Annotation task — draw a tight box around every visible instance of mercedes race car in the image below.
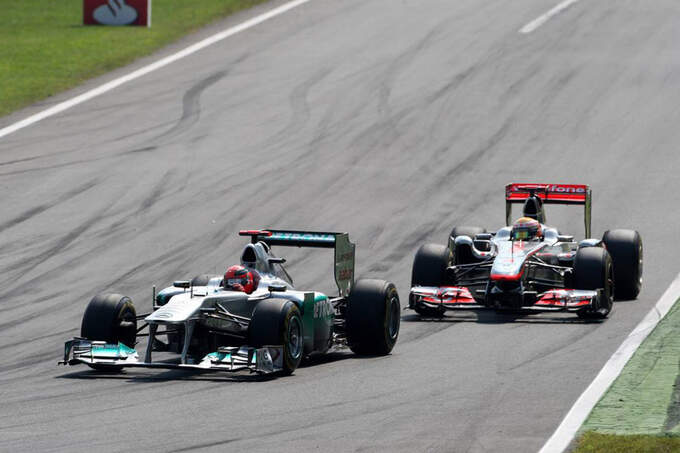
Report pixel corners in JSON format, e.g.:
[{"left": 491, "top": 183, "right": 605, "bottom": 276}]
[
  {"left": 409, "top": 183, "right": 643, "bottom": 319},
  {"left": 60, "top": 230, "right": 401, "bottom": 375}
]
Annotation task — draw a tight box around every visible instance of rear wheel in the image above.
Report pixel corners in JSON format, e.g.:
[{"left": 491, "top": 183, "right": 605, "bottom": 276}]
[
  {"left": 450, "top": 226, "right": 487, "bottom": 242},
  {"left": 248, "top": 299, "right": 302, "bottom": 375},
  {"left": 411, "top": 244, "right": 450, "bottom": 317},
  {"left": 346, "top": 279, "right": 400, "bottom": 355},
  {"left": 450, "top": 226, "right": 487, "bottom": 264},
  {"left": 603, "top": 229, "right": 643, "bottom": 300},
  {"left": 573, "top": 248, "right": 613, "bottom": 319},
  {"left": 80, "top": 294, "right": 137, "bottom": 371}
]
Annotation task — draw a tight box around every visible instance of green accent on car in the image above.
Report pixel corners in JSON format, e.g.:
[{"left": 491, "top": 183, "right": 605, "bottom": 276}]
[
  {"left": 206, "top": 351, "right": 234, "bottom": 362},
  {"left": 91, "top": 342, "right": 137, "bottom": 358},
  {"left": 302, "top": 292, "right": 315, "bottom": 352},
  {"left": 269, "top": 232, "right": 335, "bottom": 242}
]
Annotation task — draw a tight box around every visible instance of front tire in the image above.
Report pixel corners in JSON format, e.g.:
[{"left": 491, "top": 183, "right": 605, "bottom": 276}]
[
  {"left": 603, "top": 229, "right": 643, "bottom": 300},
  {"left": 248, "top": 299, "right": 303, "bottom": 375},
  {"left": 574, "top": 248, "right": 614, "bottom": 319},
  {"left": 80, "top": 294, "right": 137, "bottom": 371},
  {"left": 81, "top": 294, "right": 137, "bottom": 347},
  {"left": 346, "top": 279, "right": 400, "bottom": 355},
  {"left": 411, "top": 244, "right": 449, "bottom": 316}
]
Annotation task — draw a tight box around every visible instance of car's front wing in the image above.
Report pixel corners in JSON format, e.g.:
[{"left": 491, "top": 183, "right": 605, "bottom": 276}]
[
  {"left": 59, "top": 338, "right": 284, "bottom": 374},
  {"left": 409, "top": 286, "right": 600, "bottom": 312}
]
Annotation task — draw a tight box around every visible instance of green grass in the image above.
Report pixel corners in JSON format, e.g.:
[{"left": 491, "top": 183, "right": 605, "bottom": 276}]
[
  {"left": 580, "top": 299, "right": 680, "bottom": 436},
  {"left": 0, "top": 0, "right": 268, "bottom": 117},
  {"left": 573, "top": 432, "right": 680, "bottom": 453},
  {"left": 574, "top": 298, "right": 680, "bottom": 451}
]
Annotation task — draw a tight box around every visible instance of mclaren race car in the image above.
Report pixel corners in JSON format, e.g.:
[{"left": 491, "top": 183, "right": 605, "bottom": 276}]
[
  {"left": 61, "top": 230, "right": 401, "bottom": 375},
  {"left": 409, "top": 183, "right": 642, "bottom": 319}
]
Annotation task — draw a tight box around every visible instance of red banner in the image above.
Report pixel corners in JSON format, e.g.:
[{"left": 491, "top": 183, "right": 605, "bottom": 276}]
[{"left": 84, "top": 0, "right": 151, "bottom": 26}]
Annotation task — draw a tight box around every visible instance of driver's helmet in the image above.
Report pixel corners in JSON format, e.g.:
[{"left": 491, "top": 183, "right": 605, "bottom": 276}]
[
  {"left": 512, "top": 217, "right": 542, "bottom": 241},
  {"left": 223, "top": 265, "right": 260, "bottom": 294}
]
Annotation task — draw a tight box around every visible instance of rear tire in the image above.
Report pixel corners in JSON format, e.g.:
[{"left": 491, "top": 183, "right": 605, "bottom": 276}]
[
  {"left": 346, "top": 279, "right": 400, "bottom": 355},
  {"left": 573, "top": 248, "right": 613, "bottom": 319},
  {"left": 450, "top": 226, "right": 487, "bottom": 264},
  {"left": 450, "top": 226, "right": 487, "bottom": 242},
  {"left": 411, "top": 244, "right": 449, "bottom": 317},
  {"left": 248, "top": 299, "right": 303, "bottom": 375},
  {"left": 603, "top": 229, "right": 643, "bottom": 300}
]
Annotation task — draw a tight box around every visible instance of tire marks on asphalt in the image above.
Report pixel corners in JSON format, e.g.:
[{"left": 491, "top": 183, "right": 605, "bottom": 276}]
[{"left": 0, "top": 179, "right": 99, "bottom": 233}]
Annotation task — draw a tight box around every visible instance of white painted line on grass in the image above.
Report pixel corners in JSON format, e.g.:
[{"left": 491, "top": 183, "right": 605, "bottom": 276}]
[
  {"left": 0, "top": 0, "right": 313, "bottom": 140},
  {"left": 539, "top": 272, "right": 680, "bottom": 453},
  {"left": 519, "top": 0, "right": 582, "bottom": 34}
]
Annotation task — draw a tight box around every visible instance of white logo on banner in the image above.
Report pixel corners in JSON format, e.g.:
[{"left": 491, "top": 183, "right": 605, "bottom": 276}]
[{"left": 93, "top": 0, "right": 138, "bottom": 25}]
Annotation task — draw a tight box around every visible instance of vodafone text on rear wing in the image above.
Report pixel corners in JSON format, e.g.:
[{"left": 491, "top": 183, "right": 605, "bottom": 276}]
[{"left": 505, "top": 183, "right": 592, "bottom": 238}]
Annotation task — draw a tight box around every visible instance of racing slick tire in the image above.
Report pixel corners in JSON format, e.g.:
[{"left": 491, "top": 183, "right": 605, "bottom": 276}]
[
  {"left": 603, "top": 229, "right": 643, "bottom": 300},
  {"left": 81, "top": 294, "right": 137, "bottom": 371},
  {"left": 346, "top": 279, "right": 400, "bottom": 355},
  {"left": 450, "top": 226, "right": 487, "bottom": 241},
  {"left": 450, "top": 226, "right": 487, "bottom": 264},
  {"left": 573, "top": 248, "right": 614, "bottom": 319},
  {"left": 81, "top": 294, "right": 137, "bottom": 347},
  {"left": 248, "top": 299, "right": 303, "bottom": 375},
  {"left": 411, "top": 244, "right": 450, "bottom": 317}
]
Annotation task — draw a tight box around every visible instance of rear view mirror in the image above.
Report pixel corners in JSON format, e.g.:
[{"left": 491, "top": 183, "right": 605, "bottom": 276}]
[
  {"left": 268, "top": 285, "right": 287, "bottom": 292},
  {"left": 173, "top": 280, "right": 191, "bottom": 289}
]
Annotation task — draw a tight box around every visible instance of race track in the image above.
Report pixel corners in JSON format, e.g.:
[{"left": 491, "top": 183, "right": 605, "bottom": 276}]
[{"left": 2, "top": 0, "right": 680, "bottom": 451}]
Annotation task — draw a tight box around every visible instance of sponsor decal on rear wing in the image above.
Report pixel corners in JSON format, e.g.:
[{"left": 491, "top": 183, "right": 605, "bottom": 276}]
[
  {"left": 505, "top": 183, "right": 590, "bottom": 204},
  {"left": 239, "top": 229, "right": 355, "bottom": 297},
  {"left": 505, "top": 183, "right": 592, "bottom": 238}
]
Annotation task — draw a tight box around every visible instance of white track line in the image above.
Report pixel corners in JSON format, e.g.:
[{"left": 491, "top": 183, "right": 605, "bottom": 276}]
[
  {"left": 539, "top": 272, "right": 680, "bottom": 453},
  {"left": 519, "top": 0, "right": 582, "bottom": 34},
  {"left": 0, "top": 0, "right": 312, "bottom": 140}
]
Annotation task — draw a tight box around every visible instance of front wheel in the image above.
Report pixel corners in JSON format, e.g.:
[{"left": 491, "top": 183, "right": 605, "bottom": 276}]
[
  {"left": 411, "top": 244, "right": 449, "bottom": 317},
  {"left": 574, "top": 248, "right": 613, "bottom": 319},
  {"left": 346, "top": 279, "right": 400, "bottom": 355},
  {"left": 81, "top": 294, "right": 137, "bottom": 347},
  {"left": 248, "top": 299, "right": 303, "bottom": 375},
  {"left": 80, "top": 294, "right": 137, "bottom": 371}
]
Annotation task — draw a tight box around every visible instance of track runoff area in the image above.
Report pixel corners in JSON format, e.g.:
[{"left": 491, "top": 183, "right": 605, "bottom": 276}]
[
  {"left": 541, "top": 273, "right": 680, "bottom": 452},
  {"left": 2, "top": 0, "right": 679, "bottom": 452}
]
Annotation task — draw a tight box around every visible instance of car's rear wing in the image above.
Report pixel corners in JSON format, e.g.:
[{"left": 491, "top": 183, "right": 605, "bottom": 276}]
[
  {"left": 239, "top": 230, "right": 355, "bottom": 297},
  {"left": 505, "top": 183, "right": 592, "bottom": 237}
]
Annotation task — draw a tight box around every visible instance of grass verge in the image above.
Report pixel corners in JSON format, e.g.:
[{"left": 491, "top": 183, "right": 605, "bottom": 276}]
[
  {"left": 573, "top": 298, "right": 680, "bottom": 451},
  {"left": 0, "top": 0, "right": 269, "bottom": 117},
  {"left": 573, "top": 432, "right": 680, "bottom": 453}
]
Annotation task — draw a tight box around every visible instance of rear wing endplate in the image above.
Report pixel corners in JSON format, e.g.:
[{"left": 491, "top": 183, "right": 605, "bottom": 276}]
[
  {"left": 239, "top": 230, "right": 355, "bottom": 297},
  {"left": 505, "top": 183, "right": 592, "bottom": 237}
]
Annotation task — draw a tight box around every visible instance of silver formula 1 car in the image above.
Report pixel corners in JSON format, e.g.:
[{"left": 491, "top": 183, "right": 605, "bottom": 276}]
[
  {"left": 61, "top": 230, "right": 401, "bottom": 375},
  {"left": 409, "top": 183, "right": 643, "bottom": 319}
]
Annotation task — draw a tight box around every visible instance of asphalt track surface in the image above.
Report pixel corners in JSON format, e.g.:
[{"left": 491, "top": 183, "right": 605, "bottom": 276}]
[{"left": 1, "top": 1, "right": 680, "bottom": 452}]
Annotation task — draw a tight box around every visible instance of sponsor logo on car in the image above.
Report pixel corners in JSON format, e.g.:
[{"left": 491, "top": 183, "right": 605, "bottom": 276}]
[
  {"left": 314, "top": 298, "right": 334, "bottom": 319},
  {"left": 548, "top": 185, "right": 586, "bottom": 193},
  {"left": 270, "top": 232, "right": 335, "bottom": 242}
]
